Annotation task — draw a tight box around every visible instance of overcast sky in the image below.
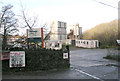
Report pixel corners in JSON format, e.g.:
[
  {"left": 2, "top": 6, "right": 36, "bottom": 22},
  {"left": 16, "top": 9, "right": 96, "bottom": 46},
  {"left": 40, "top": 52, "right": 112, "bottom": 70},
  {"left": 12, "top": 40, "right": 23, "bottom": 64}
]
[{"left": 0, "top": 0, "right": 119, "bottom": 35}]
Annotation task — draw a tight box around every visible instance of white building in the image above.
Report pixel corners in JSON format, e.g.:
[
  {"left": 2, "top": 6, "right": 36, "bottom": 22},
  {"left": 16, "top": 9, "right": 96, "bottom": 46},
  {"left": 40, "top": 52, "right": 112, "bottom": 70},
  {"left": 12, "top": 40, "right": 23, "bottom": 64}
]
[
  {"left": 44, "top": 40, "right": 62, "bottom": 50},
  {"left": 76, "top": 39, "right": 99, "bottom": 48},
  {"left": 50, "top": 21, "right": 67, "bottom": 41},
  {"left": 73, "top": 24, "right": 82, "bottom": 39}
]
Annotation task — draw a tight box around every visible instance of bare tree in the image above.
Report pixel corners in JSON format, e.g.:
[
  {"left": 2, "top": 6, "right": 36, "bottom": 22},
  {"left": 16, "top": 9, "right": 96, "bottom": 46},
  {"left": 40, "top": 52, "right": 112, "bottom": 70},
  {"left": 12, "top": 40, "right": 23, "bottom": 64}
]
[
  {"left": 0, "top": 5, "right": 12, "bottom": 28},
  {"left": 40, "top": 23, "right": 49, "bottom": 34},
  {"left": 19, "top": 4, "right": 37, "bottom": 29},
  {"left": 19, "top": 3, "right": 49, "bottom": 33},
  {"left": 0, "top": 4, "right": 18, "bottom": 49}
]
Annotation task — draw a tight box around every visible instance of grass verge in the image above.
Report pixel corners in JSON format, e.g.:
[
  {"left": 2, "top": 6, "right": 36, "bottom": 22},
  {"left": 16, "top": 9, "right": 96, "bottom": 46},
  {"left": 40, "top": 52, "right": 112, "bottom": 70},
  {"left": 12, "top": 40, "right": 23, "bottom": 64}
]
[{"left": 104, "top": 55, "right": 120, "bottom": 61}]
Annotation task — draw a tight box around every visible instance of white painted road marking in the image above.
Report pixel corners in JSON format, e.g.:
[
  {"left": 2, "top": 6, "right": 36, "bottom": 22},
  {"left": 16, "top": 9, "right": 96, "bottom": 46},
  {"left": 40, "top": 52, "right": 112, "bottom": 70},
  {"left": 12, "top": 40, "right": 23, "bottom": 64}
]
[{"left": 74, "top": 68, "right": 104, "bottom": 81}]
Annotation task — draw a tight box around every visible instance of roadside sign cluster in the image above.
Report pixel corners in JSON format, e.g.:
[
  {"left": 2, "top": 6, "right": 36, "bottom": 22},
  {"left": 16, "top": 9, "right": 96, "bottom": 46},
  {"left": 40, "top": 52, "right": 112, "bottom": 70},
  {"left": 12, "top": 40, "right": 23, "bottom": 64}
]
[{"left": 1, "top": 51, "right": 25, "bottom": 68}]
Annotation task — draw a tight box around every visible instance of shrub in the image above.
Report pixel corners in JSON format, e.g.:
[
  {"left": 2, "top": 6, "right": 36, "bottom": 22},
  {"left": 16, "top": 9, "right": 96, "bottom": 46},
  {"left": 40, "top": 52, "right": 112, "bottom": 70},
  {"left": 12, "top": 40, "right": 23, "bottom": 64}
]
[{"left": 2, "top": 48, "right": 70, "bottom": 72}]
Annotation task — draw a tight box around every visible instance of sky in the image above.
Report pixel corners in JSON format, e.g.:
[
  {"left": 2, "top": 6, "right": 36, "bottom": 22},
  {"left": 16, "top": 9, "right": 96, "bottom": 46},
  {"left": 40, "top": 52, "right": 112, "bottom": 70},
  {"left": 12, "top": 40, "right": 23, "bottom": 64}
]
[{"left": 0, "top": 0, "right": 119, "bottom": 35}]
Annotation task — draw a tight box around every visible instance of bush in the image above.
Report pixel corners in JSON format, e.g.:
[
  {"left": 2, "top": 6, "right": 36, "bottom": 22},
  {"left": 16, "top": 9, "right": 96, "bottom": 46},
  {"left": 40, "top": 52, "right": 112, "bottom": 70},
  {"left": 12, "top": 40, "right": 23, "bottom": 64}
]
[
  {"left": 104, "top": 55, "right": 120, "bottom": 61},
  {"left": 2, "top": 48, "right": 70, "bottom": 72},
  {"left": 104, "top": 55, "right": 112, "bottom": 59}
]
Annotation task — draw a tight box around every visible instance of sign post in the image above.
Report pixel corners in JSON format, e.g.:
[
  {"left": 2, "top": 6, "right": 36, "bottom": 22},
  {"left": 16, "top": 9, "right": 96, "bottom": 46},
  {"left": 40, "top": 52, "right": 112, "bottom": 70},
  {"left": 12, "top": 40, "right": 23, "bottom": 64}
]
[
  {"left": 41, "top": 28, "right": 44, "bottom": 48},
  {"left": 27, "top": 28, "right": 42, "bottom": 48}
]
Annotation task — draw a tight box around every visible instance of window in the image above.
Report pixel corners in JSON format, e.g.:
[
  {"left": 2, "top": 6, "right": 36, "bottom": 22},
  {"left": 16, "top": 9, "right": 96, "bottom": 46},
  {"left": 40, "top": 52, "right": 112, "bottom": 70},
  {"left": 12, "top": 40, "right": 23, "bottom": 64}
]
[
  {"left": 64, "top": 23, "right": 66, "bottom": 27},
  {"left": 58, "top": 22, "right": 61, "bottom": 27},
  {"left": 83, "top": 41, "right": 85, "bottom": 44},
  {"left": 61, "top": 22, "right": 64, "bottom": 27},
  {"left": 81, "top": 41, "right": 82, "bottom": 43},
  {"left": 87, "top": 41, "right": 89, "bottom": 45}
]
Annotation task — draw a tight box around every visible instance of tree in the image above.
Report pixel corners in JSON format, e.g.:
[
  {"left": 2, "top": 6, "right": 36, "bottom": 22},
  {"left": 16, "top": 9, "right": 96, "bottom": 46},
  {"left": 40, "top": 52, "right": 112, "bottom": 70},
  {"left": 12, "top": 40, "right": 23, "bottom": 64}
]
[
  {"left": 19, "top": 3, "right": 48, "bottom": 32},
  {"left": 0, "top": 4, "right": 19, "bottom": 49},
  {"left": 83, "top": 19, "right": 118, "bottom": 47},
  {"left": 19, "top": 4, "right": 37, "bottom": 29}
]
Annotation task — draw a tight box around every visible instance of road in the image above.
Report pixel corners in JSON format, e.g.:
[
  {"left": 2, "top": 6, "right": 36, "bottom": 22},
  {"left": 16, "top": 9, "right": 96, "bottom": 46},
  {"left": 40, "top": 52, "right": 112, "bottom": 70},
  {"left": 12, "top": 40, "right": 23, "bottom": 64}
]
[
  {"left": 2, "top": 47, "right": 119, "bottom": 80},
  {"left": 70, "top": 48, "right": 119, "bottom": 80}
]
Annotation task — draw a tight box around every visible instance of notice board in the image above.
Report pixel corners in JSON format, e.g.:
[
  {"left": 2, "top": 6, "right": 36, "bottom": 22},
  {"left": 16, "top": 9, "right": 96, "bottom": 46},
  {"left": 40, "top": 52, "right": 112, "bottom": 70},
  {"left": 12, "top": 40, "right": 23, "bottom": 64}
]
[{"left": 9, "top": 51, "right": 25, "bottom": 67}]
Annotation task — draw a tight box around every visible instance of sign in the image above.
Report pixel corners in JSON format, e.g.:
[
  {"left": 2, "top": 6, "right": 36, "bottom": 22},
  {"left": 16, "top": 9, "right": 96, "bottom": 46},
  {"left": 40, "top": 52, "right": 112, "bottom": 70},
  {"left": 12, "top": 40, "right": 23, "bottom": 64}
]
[
  {"left": 63, "top": 53, "right": 68, "bottom": 59},
  {"left": 9, "top": 51, "right": 25, "bottom": 67},
  {"left": 28, "top": 28, "right": 41, "bottom": 38},
  {"left": 28, "top": 38, "right": 41, "bottom": 43},
  {"left": 117, "top": 40, "right": 120, "bottom": 45},
  {"left": 1, "top": 52, "right": 10, "bottom": 60}
]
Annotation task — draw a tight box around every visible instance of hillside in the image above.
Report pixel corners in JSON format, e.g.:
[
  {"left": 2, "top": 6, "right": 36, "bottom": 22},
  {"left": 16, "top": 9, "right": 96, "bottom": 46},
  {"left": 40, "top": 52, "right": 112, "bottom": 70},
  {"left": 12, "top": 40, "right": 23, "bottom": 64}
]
[{"left": 83, "top": 19, "right": 118, "bottom": 47}]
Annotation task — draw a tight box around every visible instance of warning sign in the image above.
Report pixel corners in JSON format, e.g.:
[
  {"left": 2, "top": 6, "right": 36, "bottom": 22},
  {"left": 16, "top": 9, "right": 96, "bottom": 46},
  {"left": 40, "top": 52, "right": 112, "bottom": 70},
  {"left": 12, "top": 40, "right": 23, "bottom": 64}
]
[
  {"left": 63, "top": 53, "right": 68, "bottom": 59},
  {"left": 9, "top": 51, "right": 25, "bottom": 67}
]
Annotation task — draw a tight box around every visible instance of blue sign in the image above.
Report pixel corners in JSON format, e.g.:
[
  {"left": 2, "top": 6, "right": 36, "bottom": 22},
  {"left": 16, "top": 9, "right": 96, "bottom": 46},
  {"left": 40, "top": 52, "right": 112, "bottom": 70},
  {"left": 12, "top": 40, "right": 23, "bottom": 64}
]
[{"left": 28, "top": 38, "right": 41, "bottom": 43}]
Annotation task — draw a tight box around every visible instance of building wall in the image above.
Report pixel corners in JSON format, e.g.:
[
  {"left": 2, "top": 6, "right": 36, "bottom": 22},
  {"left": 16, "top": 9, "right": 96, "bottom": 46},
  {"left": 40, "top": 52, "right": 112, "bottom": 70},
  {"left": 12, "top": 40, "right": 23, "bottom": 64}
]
[
  {"left": 50, "top": 21, "right": 67, "bottom": 41},
  {"left": 50, "top": 34, "right": 58, "bottom": 41},
  {"left": 68, "top": 24, "right": 82, "bottom": 40},
  {"left": 79, "top": 27, "right": 82, "bottom": 39},
  {"left": 63, "top": 39, "right": 71, "bottom": 45},
  {"left": 58, "top": 35, "right": 66, "bottom": 40},
  {"left": 44, "top": 40, "right": 62, "bottom": 50}
]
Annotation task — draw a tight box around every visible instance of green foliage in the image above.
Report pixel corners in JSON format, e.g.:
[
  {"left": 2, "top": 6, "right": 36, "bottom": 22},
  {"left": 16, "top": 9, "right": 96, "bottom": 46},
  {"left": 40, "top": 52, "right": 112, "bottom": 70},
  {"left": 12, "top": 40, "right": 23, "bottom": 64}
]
[
  {"left": 104, "top": 55, "right": 120, "bottom": 61},
  {"left": 103, "top": 55, "right": 112, "bottom": 59},
  {"left": 2, "top": 49, "right": 70, "bottom": 72},
  {"left": 83, "top": 20, "right": 118, "bottom": 47}
]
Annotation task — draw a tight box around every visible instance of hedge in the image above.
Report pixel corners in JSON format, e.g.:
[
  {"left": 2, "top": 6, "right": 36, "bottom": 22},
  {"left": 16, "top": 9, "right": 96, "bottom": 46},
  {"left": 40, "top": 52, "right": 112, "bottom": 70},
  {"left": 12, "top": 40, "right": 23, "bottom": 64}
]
[{"left": 2, "top": 46, "right": 70, "bottom": 72}]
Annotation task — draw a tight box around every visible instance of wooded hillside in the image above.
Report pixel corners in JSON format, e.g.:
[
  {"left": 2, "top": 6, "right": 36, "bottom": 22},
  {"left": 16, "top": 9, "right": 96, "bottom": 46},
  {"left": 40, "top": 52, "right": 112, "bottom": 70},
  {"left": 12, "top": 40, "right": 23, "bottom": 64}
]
[{"left": 83, "top": 20, "right": 118, "bottom": 47}]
